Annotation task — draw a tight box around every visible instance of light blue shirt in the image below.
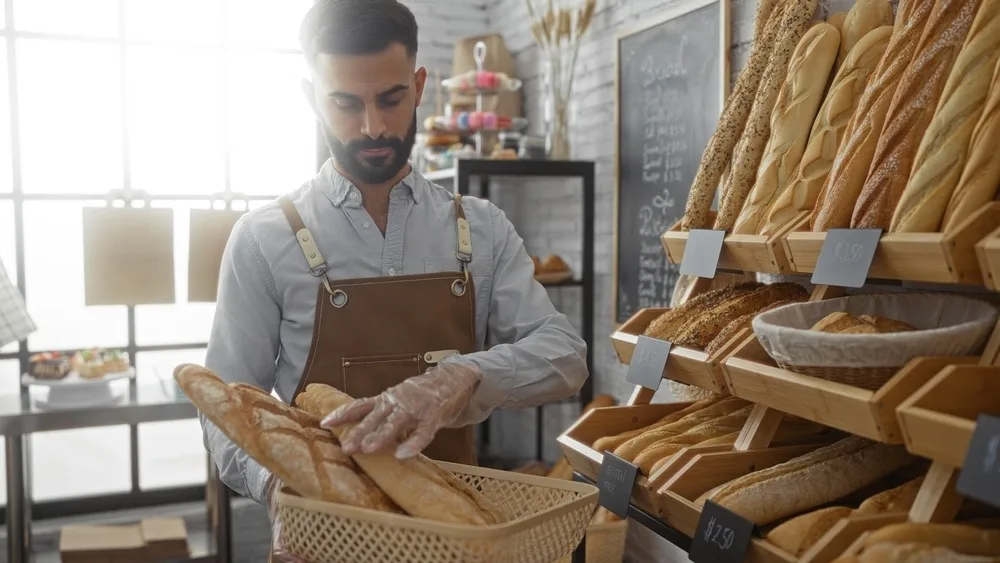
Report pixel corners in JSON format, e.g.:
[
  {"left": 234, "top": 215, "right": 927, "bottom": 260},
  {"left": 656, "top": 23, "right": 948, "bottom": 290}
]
[{"left": 202, "top": 161, "right": 589, "bottom": 503}]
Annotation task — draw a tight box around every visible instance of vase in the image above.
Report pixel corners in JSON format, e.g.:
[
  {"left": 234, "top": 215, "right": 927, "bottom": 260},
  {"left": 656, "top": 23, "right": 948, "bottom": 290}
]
[{"left": 543, "top": 61, "right": 571, "bottom": 160}]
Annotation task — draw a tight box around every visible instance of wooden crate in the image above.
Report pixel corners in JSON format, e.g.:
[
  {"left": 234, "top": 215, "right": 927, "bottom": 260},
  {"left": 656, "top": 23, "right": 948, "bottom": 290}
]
[
  {"left": 611, "top": 307, "right": 749, "bottom": 393},
  {"left": 897, "top": 364, "right": 1000, "bottom": 469},
  {"left": 721, "top": 336, "right": 980, "bottom": 443},
  {"left": 781, "top": 202, "right": 1000, "bottom": 285},
  {"left": 798, "top": 513, "right": 908, "bottom": 563},
  {"left": 556, "top": 402, "right": 695, "bottom": 515},
  {"left": 975, "top": 226, "right": 1000, "bottom": 290},
  {"left": 660, "top": 211, "right": 804, "bottom": 275}
]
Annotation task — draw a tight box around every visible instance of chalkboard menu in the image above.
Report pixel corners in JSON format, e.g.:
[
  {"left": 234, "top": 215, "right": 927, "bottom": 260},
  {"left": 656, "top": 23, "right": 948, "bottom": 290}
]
[{"left": 613, "top": 0, "right": 728, "bottom": 323}]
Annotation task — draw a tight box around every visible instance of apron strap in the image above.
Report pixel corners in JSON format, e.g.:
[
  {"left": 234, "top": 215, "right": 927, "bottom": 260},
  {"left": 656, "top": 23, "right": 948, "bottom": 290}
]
[
  {"left": 279, "top": 195, "right": 329, "bottom": 277},
  {"left": 454, "top": 194, "right": 473, "bottom": 266}
]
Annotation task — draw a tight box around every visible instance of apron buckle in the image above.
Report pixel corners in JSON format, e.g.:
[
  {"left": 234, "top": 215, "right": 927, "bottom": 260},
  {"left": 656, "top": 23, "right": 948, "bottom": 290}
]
[{"left": 451, "top": 260, "right": 471, "bottom": 297}]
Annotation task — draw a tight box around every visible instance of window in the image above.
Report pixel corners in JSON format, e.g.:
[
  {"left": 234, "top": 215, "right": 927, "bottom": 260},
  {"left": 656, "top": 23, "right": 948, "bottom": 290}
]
[
  {"left": 31, "top": 426, "right": 132, "bottom": 501},
  {"left": 1, "top": 201, "right": 16, "bottom": 355},
  {"left": 0, "top": 359, "right": 20, "bottom": 507},
  {"left": 13, "top": 0, "right": 119, "bottom": 38},
  {"left": 0, "top": 45, "right": 10, "bottom": 193}
]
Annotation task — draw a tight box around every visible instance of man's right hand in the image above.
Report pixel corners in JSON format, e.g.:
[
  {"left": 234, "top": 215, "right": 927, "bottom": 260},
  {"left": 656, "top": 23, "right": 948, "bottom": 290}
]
[{"left": 266, "top": 474, "right": 309, "bottom": 563}]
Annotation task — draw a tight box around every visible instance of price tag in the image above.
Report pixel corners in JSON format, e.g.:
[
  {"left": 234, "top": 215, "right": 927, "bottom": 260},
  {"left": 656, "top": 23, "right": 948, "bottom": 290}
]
[
  {"left": 811, "top": 228, "right": 882, "bottom": 288},
  {"left": 597, "top": 453, "right": 639, "bottom": 519},
  {"left": 956, "top": 414, "right": 1000, "bottom": 509},
  {"left": 689, "top": 500, "right": 756, "bottom": 563},
  {"left": 680, "top": 229, "right": 726, "bottom": 278},
  {"left": 625, "top": 336, "right": 671, "bottom": 391}
]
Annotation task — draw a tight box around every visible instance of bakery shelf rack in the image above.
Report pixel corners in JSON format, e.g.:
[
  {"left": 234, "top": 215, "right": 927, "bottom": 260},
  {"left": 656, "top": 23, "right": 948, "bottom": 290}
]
[{"left": 975, "top": 225, "right": 1000, "bottom": 290}]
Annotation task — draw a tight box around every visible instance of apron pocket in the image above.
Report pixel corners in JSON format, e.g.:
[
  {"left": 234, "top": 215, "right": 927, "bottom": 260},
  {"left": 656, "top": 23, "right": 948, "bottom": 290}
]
[{"left": 341, "top": 353, "right": 425, "bottom": 398}]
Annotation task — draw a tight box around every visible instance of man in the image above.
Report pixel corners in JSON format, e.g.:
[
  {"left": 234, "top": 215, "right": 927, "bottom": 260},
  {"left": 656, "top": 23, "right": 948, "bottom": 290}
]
[{"left": 201, "top": 0, "right": 589, "bottom": 559}]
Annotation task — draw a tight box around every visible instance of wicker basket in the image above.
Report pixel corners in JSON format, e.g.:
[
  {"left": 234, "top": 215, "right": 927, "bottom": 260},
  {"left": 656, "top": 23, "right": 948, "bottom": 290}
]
[
  {"left": 276, "top": 461, "right": 598, "bottom": 563},
  {"left": 771, "top": 361, "right": 899, "bottom": 390}
]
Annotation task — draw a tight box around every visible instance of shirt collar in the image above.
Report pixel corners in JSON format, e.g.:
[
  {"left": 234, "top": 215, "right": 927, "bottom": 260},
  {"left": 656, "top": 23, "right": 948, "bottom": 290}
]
[{"left": 318, "top": 160, "right": 423, "bottom": 207}]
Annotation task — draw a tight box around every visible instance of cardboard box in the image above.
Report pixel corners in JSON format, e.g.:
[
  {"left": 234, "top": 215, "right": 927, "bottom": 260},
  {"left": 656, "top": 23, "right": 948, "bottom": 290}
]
[
  {"left": 59, "top": 524, "right": 146, "bottom": 563},
  {"left": 141, "top": 518, "right": 190, "bottom": 559}
]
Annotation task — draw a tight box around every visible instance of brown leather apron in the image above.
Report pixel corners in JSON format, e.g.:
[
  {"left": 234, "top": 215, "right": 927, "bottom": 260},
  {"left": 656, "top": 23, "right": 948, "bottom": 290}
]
[{"left": 278, "top": 193, "right": 478, "bottom": 466}]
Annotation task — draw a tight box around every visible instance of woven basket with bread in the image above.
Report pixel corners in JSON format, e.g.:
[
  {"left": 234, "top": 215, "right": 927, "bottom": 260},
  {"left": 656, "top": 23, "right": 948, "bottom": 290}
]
[
  {"left": 174, "top": 365, "right": 597, "bottom": 563},
  {"left": 751, "top": 293, "right": 998, "bottom": 389}
]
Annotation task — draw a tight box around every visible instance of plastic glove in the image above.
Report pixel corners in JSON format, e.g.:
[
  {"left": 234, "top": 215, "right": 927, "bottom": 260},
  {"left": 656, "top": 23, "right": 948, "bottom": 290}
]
[
  {"left": 321, "top": 362, "right": 482, "bottom": 459},
  {"left": 265, "top": 473, "right": 308, "bottom": 563}
]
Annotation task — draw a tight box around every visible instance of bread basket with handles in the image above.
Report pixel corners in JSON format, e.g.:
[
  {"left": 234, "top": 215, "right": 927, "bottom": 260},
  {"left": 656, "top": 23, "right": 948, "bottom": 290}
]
[
  {"left": 277, "top": 461, "right": 598, "bottom": 563},
  {"left": 750, "top": 293, "right": 998, "bottom": 389}
]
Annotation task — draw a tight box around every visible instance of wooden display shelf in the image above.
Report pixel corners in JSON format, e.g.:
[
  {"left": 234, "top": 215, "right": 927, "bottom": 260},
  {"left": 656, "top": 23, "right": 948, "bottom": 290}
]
[
  {"left": 975, "top": 226, "right": 1000, "bottom": 290},
  {"left": 798, "top": 512, "right": 908, "bottom": 563},
  {"left": 611, "top": 308, "right": 751, "bottom": 394},
  {"left": 660, "top": 211, "right": 805, "bottom": 275},
  {"left": 721, "top": 335, "right": 980, "bottom": 443},
  {"left": 781, "top": 202, "right": 1000, "bottom": 284},
  {"left": 897, "top": 364, "right": 1000, "bottom": 469}
]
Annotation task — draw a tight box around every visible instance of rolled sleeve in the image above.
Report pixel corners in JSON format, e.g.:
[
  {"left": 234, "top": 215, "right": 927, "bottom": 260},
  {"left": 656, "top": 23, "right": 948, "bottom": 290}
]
[
  {"left": 202, "top": 218, "right": 282, "bottom": 504},
  {"left": 443, "top": 204, "right": 589, "bottom": 426}
]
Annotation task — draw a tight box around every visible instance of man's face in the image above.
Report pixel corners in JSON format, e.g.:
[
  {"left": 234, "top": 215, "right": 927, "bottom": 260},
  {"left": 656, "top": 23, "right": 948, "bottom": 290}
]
[{"left": 309, "top": 43, "right": 425, "bottom": 185}]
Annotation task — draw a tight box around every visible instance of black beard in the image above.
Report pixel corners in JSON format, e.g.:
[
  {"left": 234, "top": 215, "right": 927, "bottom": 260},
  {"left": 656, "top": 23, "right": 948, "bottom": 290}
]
[{"left": 324, "top": 112, "right": 417, "bottom": 185}]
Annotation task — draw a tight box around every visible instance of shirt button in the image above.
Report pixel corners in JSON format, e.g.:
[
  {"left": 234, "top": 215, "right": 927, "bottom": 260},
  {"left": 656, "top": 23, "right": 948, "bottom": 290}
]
[
  {"left": 350, "top": 191, "right": 358, "bottom": 199},
  {"left": 363, "top": 221, "right": 370, "bottom": 228},
  {"left": 388, "top": 268, "right": 396, "bottom": 275}
]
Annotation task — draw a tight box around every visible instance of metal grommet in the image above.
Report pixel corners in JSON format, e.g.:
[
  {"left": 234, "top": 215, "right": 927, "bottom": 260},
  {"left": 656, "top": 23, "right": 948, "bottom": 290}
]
[
  {"left": 451, "top": 279, "right": 466, "bottom": 297},
  {"left": 329, "top": 289, "right": 348, "bottom": 307},
  {"left": 424, "top": 353, "right": 433, "bottom": 362}
]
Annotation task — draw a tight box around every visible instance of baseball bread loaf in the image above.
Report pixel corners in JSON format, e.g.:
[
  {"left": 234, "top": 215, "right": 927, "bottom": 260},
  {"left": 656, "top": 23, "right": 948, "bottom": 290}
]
[
  {"left": 761, "top": 26, "right": 893, "bottom": 235},
  {"left": 732, "top": 23, "right": 841, "bottom": 235},
  {"left": 296, "top": 384, "right": 500, "bottom": 526},
  {"left": 173, "top": 364, "right": 400, "bottom": 512},
  {"left": 851, "top": 0, "right": 982, "bottom": 230},
  {"left": 682, "top": 0, "right": 786, "bottom": 230},
  {"left": 695, "top": 436, "right": 914, "bottom": 526},
  {"left": 891, "top": 0, "right": 1000, "bottom": 232},
  {"left": 812, "top": 0, "right": 935, "bottom": 231},
  {"left": 714, "top": 0, "right": 818, "bottom": 231},
  {"left": 838, "top": 0, "right": 895, "bottom": 68},
  {"left": 942, "top": 54, "right": 1000, "bottom": 230}
]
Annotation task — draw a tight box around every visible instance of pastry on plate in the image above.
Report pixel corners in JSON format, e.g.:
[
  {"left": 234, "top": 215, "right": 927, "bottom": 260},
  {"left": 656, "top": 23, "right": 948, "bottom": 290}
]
[{"left": 28, "top": 352, "right": 71, "bottom": 380}]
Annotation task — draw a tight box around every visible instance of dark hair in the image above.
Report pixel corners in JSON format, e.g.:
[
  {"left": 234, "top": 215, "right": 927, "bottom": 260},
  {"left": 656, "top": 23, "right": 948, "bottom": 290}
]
[{"left": 299, "top": 0, "right": 419, "bottom": 64}]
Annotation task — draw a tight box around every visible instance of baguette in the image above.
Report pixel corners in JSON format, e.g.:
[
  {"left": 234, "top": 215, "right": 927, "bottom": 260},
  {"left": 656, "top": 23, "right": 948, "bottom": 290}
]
[
  {"left": 827, "top": 11, "right": 848, "bottom": 36},
  {"left": 296, "top": 384, "right": 500, "bottom": 526},
  {"left": 839, "top": 0, "right": 895, "bottom": 69},
  {"left": 863, "top": 523, "right": 1000, "bottom": 555},
  {"left": 851, "top": 0, "right": 982, "bottom": 230},
  {"left": 890, "top": 0, "right": 1000, "bottom": 232},
  {"left": 811, "top": 0, "right": 936, "bottom": 231},
  {"left": 632, "top": 406, "right": 755, "bottom": 474},
  {"left": 856, "top": 543, "right": 1000, "bottom": 562},
  {"left": 648, "top": 431, "right": 743, "bottom": 477},
  {"left": 672, "top": 283, "right": 808, "bottom": 349},
  {"left": 592, "top": 395, "right": 724, "bottom": 453},
  {"left": 767, "top": 506, "right": 855, "bottom": 556},
  {"left": 681, "top": 0, "right": 788, "bottom": 230},
  {"left": 943, "top": 55, "right": 1000, "bottom": 230},
  {"left": 855, "top": 476, "right": 924, "bottom": 514},
  {"left": 613, "top": 397, "right": 751, "bottom": 461},
  {"left": 174, "top": 365, "right": 398, "bottom": 512},
  {"left": 732, "top": 23, "right": 841, "bottom": 235},
  {"left": 762, "top": 26, "right": 893, "bottom": 235},
  {"left": 697, "top": 437, "right": 913, "bottom": 526},
  {"left": 714, "top": 0, "right": 819, "bottom": 231},
  {"left": 643, "top": 282, "right": 761, "bottom": 341}
]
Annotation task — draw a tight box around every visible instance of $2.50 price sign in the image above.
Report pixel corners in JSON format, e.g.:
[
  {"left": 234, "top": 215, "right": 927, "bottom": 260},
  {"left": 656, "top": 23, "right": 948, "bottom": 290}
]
[
  {"left": 957, "top": 414, "right": 1000, "bottom": 509},
  {"left": 811, "top": 228, "right": 882, "bottom": 288},
  {"left": 689, "top": 500, "right": 755, "bottom": 563}
]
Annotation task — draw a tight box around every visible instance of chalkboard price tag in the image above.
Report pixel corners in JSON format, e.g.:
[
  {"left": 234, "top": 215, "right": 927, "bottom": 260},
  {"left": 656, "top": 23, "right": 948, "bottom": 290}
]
[
  {"left": 625, "top": 336, "right": 671, "bottom": 391},
  {"left": 597, "top": 453, "right": 639, "bottom": 519},
  {"left": 689, "top": 500, "right": 756, "bottom": 563},
  {"left": 811, "top": 228, "right": 882, "bottom": 288},
  {"left": 956, "top": 414, "right": 1000, "bottom": 509},
  {"left": 680, "top": 229, "right": 726, "bottom": 278}
]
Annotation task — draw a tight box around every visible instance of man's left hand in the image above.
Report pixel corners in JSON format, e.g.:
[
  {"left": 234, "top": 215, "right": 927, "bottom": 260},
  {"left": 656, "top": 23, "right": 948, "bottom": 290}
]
[{"left": 321, "top": 363, "right": 481, "bottom": 459}]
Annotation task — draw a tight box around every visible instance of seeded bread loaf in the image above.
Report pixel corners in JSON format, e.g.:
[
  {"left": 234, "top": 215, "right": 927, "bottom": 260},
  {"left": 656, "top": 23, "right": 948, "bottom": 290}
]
[
  {"left": 732, "top": 23, "right": 841, "bottom": 235},
  {"left": 811, "top": 0, "right": 935, "bottom": 231},
  {"left": 643, "top": 282, "right": 762, "bottom": 341},
  {"left": 762, "top": 26, "right": 893, "bottom": 235},
  {"left": 672, "top": 283, "right": 808, "bottom": 349},
  {"left": 851, "top": 0, "right": 982, "bottom": 230},
  {"left": 703, "top": 295, "right": 808, "bottom": 355}
]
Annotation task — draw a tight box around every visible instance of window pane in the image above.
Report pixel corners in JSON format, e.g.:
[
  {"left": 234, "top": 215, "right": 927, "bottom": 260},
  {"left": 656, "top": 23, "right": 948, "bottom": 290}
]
[
  {"left": 31, "top": 426, "right": 131, "bottom": 501},
  {"left": 0, "top": 360, "right": 18, "bottom": 507},
  {"left": 125, "top": 0, "right": 223, "bottom": 45},
  {"left": 1, "top": 200, "right": 18, "bottom": 355},
  {"left": 226, "top": 0, "right": 312, "bottom": 51},
  {"left": 0, "top": 44, "right": 10, "bottom": 193},
  {"left": 127, "top": 46, "right": 226, "bottom": 196},
  {"left": 135, "top": 201, "right": 215, "bottom": 346},
  {"left": 13, "top": 0, "right": 119, "bottom": 38},
  {"left": 137, "top": 348, "right": 207, "bottom": 490},
  {"left": 228, "top": 52, "right": 316, "bottom": 195},
  {"left": 23, "top": 201, "right": 128, "bottom": 350},
  {"left": 18, "top": 40, "right": 123, "bottom": 194}
]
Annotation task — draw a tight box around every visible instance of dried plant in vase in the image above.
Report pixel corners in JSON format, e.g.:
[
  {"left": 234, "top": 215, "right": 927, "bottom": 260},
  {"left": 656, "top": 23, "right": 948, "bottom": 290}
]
[{"left": 526, "top": 0, "right": 597, "bottom": 160}]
